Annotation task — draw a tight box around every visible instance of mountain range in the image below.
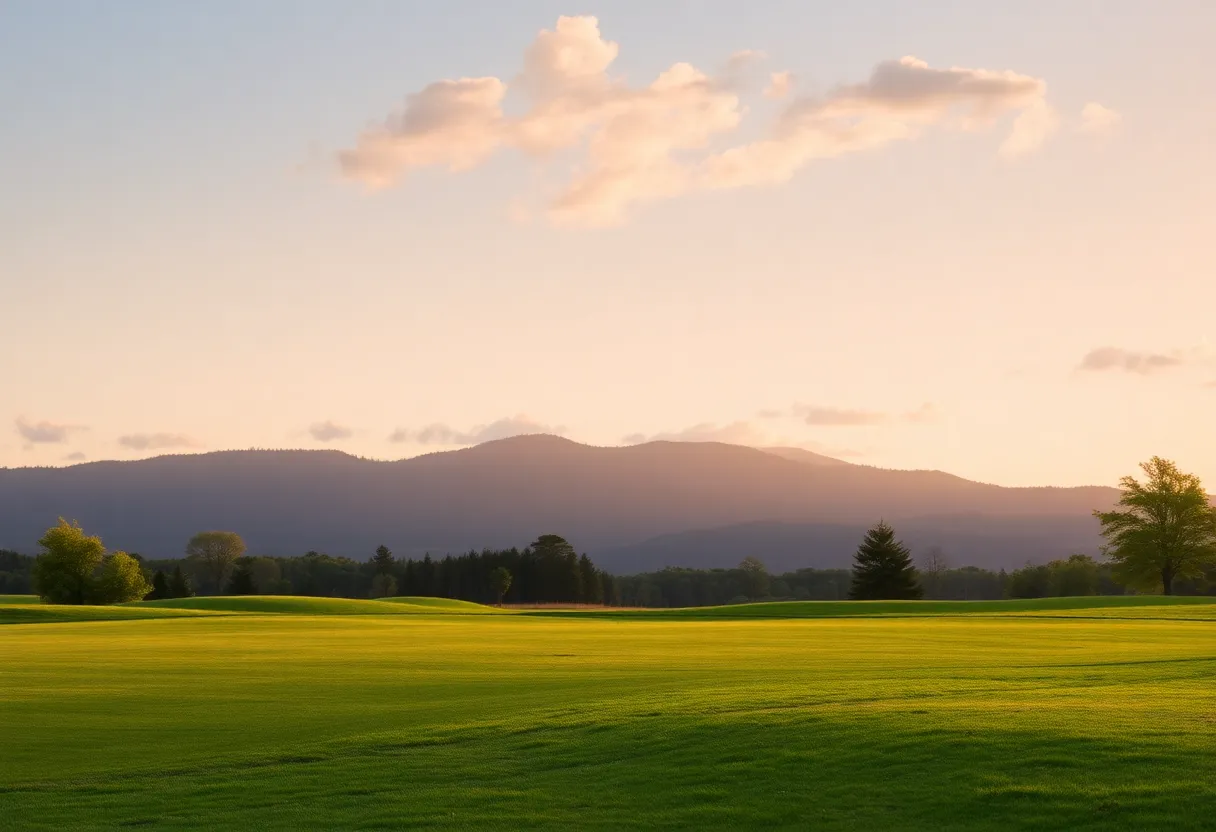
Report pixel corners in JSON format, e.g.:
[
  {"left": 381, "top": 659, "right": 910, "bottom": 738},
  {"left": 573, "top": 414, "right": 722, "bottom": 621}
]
[{"left": 0, "top": 435, "right": 1117, "bottom": 571}]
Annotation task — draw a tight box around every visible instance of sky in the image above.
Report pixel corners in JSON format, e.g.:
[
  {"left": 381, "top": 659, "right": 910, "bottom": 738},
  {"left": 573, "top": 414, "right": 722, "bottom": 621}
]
[{"left": 2, "top": 0, "right": 1214, "bottom": 487}]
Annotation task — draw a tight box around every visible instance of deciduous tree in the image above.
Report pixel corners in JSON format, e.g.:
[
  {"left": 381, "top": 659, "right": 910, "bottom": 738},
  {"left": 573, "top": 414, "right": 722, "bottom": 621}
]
[
  {"left": 95, "top": 551, "right": 153, "bottom": 604},
  {"left": 185, "top": 531, "right": 246, "bottom": 592},
  {"left": 489, "top": 566, "right": 512, "bottom": 606},
  {"left": 1094, "top": 457, "right": 1216, "bottom": 595},
  {"left": 31, "top": 519, "right": 106, "bottom": 605}
]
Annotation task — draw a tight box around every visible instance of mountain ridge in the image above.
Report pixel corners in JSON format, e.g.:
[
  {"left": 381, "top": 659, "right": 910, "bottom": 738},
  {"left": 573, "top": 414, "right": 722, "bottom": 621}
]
[{"left": 0, "top": 436, "right": 1118, "bottom": 568}]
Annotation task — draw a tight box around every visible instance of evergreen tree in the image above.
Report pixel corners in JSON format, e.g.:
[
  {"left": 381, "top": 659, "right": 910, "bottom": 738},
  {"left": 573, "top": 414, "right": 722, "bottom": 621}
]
[
  {"left": 372, "top": 544, "right": 395, "bottom": 576},
  {"left": 149, "top": 570, "right": 170, "bottom": 600},
  {"left": 848, "top": 521, "right": 923, "bottom": 600},
  {"left": 168, "top": 565, "right": 195, "bottom": 598},
  {"left": 226, "top": 560, "right": 258, "bottom": 595}
]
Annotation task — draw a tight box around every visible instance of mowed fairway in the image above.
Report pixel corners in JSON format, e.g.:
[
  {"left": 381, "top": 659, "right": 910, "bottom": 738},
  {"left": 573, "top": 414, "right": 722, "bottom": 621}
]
[{"left": 3, "top": 597, "right": 1216, "bottom": 830}]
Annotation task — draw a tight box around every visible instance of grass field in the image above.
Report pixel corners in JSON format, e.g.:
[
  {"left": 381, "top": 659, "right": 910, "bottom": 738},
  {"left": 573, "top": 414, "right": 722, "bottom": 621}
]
[{"left": 3, "top": 595, "right": 1216, "bottom": 830}]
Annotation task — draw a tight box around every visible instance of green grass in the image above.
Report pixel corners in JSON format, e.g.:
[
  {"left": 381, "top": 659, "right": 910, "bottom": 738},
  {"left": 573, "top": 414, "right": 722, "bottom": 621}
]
[
  {"left": 135, "top": 594, "right": 505, "bottom": 615},
  {"left": 0, "top": 594, "right": 40, "bottom": 605},
  {"left": 3, "top": 597, "right": 1216, "bottom": 830}
]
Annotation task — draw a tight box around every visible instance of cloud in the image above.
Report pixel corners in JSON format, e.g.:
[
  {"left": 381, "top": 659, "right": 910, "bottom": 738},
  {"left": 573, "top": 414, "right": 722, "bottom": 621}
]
[
  {"left": 623, "top": 421, "right": 769, "bottom": 445},
  {"left": 15, "top": 417, "right": 86, "bottom": 445},
  {"left": 764, "top": 71, "right": 793, "bottom": 100},
  {"left": 999, "top": 99, "right": 1059, "bottom": 157},
  {"left": 1079, "top": 102, "right": 1121, "bottom": 135},
  {"left": 117, "top": 433, "right": 200, "bottom": 451},
  {"left": 309, "top": 421, "right": 355, "bottom": 442},
  {"left": 64, "top": 451, "right": 87, "bottom": 462},
  {"left": 389, "top": 414, "right": 563, "bottom": 445},
  {"left": 794, "top": 405, "right": 888, "bottom": 426},
  {"left": 339, "top": 17, "right": 1059, "bottom": 226},
  {"left": 1078, "top": 347, "right": 1183, "bottom": 375}
]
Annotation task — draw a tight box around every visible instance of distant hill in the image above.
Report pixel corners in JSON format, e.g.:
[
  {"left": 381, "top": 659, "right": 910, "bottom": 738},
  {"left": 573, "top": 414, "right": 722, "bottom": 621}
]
[{"left": 0, "top": 436, "right": 1117, "bottom": 569}]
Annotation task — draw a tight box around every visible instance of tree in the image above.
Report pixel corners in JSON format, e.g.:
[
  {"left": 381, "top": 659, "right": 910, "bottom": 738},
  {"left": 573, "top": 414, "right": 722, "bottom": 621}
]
[
  {"left": 1094, "top": 457, "right": 1216, "bottom": 595},
  {"left": 849, "top": 521, "right": 923, "bottom": 600},
  {"left": 1049, "top": 554, "right": 1100, "bottom": 597},
  {"left": 226, "top": 559, "right": 258, "bottom": 595},
  {"left": 185, "top": 531, "right": 246, "bottom": 593},
  {"left": 167, "top": 565, "right": 195, "bottom": 599},
  {"left": 372, "top": 545, "right": 395, "bottom": 576},
  {"left": 489, "top": 566, "right": 512, "bottom": 606},
  {"left": 370, "top": 573, "right": 397, "bottom": 598},
  {"left": 94, "top": 552, "right": 152, "bottom": 604},
  {"left": 148, "top": 570, "right": 170, "bottom": 600},
  {"left": 738, "top": 556, "right": 771, "bottom": 599},
  {"left": 31, "top": 519, "right": 106, "bottom": 605}
]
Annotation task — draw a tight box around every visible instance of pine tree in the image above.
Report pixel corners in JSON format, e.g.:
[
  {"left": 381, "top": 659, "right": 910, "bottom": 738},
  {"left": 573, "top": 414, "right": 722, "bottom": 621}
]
[
  {"left": 168, "top": 565, "right": 195, "bottom": 598},
  {"left": 149, "top": 570, "right": 169, "bottom": 600},
  {"left": 226, "top": 560, "right": 258, "bottom": 595},
  {"left": 371, "top": 545, "right": 395, "bottom": 576},
  {"left": 849, "top": 521, "right": 923, "bottom": 600}
]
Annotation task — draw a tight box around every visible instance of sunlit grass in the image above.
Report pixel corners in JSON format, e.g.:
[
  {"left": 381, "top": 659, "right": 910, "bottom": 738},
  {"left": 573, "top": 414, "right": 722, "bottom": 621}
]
[{"left": 2, "top": 597, "right": 1215, "bottom": 829}]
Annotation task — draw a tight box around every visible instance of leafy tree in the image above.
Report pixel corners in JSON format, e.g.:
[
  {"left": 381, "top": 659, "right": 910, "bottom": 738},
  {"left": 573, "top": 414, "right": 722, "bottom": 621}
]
[
  {"left": 738, "top": 556, "right": 771, "bottom": 599},
  {"left": 372, "top": 545, "right": 395, "bottom": 576},
  {"left": 167, "top": 565, "right": 195, "bottom": 599},
  {"left": 1049, "top": 554, "right": 1100, "bottom": 597},
  {"left": 94, "top": 552, "right": 152, "bottom": 604},
  {"left": 370, "top": 573, "right": 397, "bottom": 598},
  {"left": 489, "top": 567, "right": 512, "bottom": 605},
  {"left": 148, "top": 570, "right": 170, "bottom": 600},
  {"left": 185, "top": 531, "right": 246, "bottom": 592},
  {"left": 31, "top": 519, "right": 106, "bottom": 605},
  {"left": 226, "top": 560, "right": 258, "bottom": 595},
  {"left": 1094, "top": 457, "right": 1216, "bottom": 595},
  {"left": 848, "top": 521, "right": 923, "bottom": 600}
]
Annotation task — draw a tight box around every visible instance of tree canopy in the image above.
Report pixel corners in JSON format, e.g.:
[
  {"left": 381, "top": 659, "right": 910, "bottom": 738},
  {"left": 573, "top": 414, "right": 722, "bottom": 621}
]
[
  {"left": 185, "top": 531, "right": 246, "bottom": 592},
  {"left": 1094, "top": 457, "right": 1216, "bottom": 595},
  {"left": 848, "top": 521, "right": 923, "bottom": 600},
  {"left": 32, "top": 519, "right": 107, "bottom": 605}
]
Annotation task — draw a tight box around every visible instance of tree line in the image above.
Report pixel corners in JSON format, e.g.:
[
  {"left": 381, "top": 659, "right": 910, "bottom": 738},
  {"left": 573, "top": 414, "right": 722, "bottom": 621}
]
[{"left": 13, "top": 456, "right": 1216, "bottom": 606}]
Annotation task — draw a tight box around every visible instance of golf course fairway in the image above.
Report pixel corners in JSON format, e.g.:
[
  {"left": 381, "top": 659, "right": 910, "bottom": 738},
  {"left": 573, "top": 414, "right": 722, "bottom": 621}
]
[{"left": 3, "top": 595, "right": 1215, "bottom": 830}]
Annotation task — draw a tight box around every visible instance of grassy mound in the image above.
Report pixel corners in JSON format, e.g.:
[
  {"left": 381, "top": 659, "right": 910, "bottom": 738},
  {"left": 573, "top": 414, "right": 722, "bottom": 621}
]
[
  {"left": 380, "top": 596, "right": 504, "bottom": 612},
  {"left": 540, "top": 595, "right": 1216, "bottom": 620},
  {"left": 0, "top": 603, "right": 223, "bottom": 625},
  {"left": 135, "top": 595, "right": 436, "bottom": 615},
  {"left": 0, "top": 594, "right": 40, "bottom": 605}
]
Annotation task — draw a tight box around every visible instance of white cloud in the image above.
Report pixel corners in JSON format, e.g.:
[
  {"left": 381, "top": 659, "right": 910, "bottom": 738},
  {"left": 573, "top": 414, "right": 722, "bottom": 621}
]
[
  {"left": 1079, "top": 102, "right": 1121, "bottom": 135},
  {"left": 15, "top": 417, "right": 86, "bottom": 445},
  {"left": 389, "top": 414, "right": 562, "bottom": 445},
  {"left": 64, "top": 451, "right": 87, "bottom": 462},
  {"left": 309, "top": 421, "right": 355, "bottom": 442},
  {"left": 339, "top": 18, "right": 1060, "bottom": 226},
  {"left": 118, "top": 433, "right": 200, "bottom": 451}
]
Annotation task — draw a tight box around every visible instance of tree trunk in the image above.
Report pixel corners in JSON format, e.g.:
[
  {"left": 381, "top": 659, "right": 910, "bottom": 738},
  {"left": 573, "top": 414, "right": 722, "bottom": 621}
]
[{"left": 1162, "top": 569, "right": 1174, "bottom": 596}]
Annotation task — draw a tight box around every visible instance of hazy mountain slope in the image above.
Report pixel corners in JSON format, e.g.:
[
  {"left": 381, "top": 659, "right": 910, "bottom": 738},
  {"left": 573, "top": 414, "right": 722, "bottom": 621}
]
[
  {"left": 596, "top": 516, "right": 1103, "bottom": 573},
  {"left": 0, "top": 436, "right": 1119, "bottom": 567}
]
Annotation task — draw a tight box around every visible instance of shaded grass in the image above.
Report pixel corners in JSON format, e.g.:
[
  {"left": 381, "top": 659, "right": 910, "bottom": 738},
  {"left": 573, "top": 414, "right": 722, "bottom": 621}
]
[
  {"left": 135, "top": 595, "right": 496, "bottom": 615},
  {"left": 3, "top": 612, "right": 1216, "bottom": 829},
  {"left": 0, "top": 595, "right": 40, "bottom": 605},
  {"left": 537, "top": 595, "right": 1216, "bottom": 620},
  {"left": 0, "top": 604, "right": 222, "bottom": 625}
]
